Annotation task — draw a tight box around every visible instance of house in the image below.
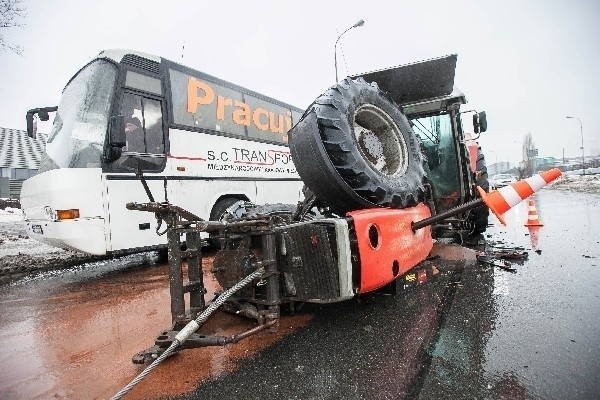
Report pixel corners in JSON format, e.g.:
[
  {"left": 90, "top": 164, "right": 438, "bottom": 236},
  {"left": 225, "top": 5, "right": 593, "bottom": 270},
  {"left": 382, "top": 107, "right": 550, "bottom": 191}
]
[{"left": 0, "top": 127, "right": 46, "bottom": 199}]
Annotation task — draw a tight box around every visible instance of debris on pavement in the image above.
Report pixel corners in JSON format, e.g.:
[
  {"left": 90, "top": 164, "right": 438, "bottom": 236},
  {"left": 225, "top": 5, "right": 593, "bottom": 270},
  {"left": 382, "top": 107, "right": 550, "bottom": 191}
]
[
  {"left": 476, "top": 256, "right": 518, "bottom": 273},
  {"left": 486, "top": 246, "right": 529, "bottom": 260},
  {"left": 476, "top": 244, "right": 529, "bottom": 273}
]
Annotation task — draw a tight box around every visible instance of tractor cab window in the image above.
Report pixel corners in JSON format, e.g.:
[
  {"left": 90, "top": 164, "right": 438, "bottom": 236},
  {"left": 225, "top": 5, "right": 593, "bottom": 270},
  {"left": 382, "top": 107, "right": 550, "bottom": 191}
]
[{"left": 410, "top": 113, "right": 461, "bottom": 210}]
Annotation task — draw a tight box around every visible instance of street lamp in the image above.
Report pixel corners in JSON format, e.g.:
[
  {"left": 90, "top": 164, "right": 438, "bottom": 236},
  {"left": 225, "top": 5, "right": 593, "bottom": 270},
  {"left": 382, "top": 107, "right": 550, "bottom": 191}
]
[
  {"left": 334, "top": 19, "right": 364, "bottom": 83},
  {"left": 566, "top": 116, "right": 585, "bottom": 176}
]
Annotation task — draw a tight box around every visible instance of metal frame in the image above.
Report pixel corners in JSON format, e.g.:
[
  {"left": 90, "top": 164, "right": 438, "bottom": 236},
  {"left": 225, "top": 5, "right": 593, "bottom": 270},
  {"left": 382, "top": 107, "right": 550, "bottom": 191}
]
[{"left": 126, "top": 199, "right": 280, "bottom": 363}]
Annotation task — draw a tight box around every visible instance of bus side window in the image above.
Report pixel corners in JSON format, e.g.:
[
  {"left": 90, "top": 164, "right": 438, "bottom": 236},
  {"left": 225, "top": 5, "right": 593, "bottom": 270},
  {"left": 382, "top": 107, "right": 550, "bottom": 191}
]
[
  {"left": 121, "top": 93, "right": 145, "bottom": 153},
  {"left": 121, "top": 93, "right": 164, "bottom": 155},
  {"left": 142, "top": 98, "right": 164, "bottom": 155}
]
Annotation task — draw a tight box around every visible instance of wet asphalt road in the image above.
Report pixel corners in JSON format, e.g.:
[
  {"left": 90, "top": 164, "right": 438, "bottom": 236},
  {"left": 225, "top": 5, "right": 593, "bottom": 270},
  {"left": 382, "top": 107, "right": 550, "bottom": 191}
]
[
  {"left": 472, "top": 189, "right": 600, "bottom": 400},
  {"left": 179, "top": 189, "right": 600, "bottom": 400},
  {"left": 0, "top": 189, "right": 598, "bottom": 399}
]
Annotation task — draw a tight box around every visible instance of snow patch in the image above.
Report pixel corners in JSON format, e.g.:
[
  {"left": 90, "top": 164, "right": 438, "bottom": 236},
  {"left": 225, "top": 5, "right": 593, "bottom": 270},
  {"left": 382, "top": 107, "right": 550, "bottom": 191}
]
[{"left": 549, "top": 174, "right": 600, "bottom": 194}]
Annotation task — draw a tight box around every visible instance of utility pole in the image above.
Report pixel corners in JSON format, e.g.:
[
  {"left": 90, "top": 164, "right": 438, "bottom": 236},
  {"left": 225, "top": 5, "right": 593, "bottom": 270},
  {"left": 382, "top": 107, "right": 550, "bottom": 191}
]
[{"left": 566, "top": 116, "right": 585, "bottom": 176}]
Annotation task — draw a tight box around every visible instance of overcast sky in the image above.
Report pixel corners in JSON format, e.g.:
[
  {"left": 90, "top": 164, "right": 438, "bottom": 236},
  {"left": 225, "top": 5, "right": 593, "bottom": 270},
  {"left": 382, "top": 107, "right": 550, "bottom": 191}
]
[{"left": 1, "top": 0, "right": 599, "bottom": 165}]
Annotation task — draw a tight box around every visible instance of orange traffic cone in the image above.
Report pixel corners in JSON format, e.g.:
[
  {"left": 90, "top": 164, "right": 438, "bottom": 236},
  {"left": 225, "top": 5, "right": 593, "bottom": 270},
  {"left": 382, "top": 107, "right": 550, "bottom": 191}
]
[
  {"left": 476, "top": 168, "right": 562, "bottom": 225},
  {"left": 524, "top": 198, "right": 543, "bottom": 227}
]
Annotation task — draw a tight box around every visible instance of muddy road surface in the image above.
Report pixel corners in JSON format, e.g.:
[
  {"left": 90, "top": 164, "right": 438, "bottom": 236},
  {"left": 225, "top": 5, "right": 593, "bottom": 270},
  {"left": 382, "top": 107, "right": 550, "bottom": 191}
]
[
  {"left": 0, "top": 189, "right": 598, "bottom": 399},
  {"left": 0, "top": 252, "right": 312, "bottom": 399}
]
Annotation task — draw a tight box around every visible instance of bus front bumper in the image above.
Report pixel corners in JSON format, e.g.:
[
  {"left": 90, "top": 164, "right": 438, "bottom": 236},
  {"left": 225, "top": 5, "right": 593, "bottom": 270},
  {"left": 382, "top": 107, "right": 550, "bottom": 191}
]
[{"left": 25, "top": 217, "right": 108, "bottom": 256}]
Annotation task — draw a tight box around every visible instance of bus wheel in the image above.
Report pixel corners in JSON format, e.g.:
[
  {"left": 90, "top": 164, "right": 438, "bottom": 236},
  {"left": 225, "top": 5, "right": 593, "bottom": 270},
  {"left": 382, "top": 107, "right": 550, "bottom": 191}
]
[
  {"left": 157, "top": 247, "right": 168, "bottom": 263},
  {"left": 289, "top": 77, "right": 426, "bottom": 214},
  {"left": 209, "top": 198, "right": 245, "bottom": 249}
]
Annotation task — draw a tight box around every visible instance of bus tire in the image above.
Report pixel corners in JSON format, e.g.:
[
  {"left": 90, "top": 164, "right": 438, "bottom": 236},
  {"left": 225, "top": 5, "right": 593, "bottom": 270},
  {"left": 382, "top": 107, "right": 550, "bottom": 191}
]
[
  {"left": 469, "top": 147, "right": 489, "bottom": 234},
  {"left": 209, "top": 197, "right": 244, "bottom": 249},
  {"left": 289, "top": 78, "right": 425, "bottom": 214},
  {"left": 157, "top": 247, "right": 168, "bottom": 263}
]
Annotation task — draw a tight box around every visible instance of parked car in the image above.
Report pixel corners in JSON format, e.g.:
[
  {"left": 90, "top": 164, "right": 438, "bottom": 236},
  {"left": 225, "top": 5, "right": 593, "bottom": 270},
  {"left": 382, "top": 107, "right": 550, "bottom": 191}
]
[{"left": 490, "top": 173, "right": 516, "bottom": 189}]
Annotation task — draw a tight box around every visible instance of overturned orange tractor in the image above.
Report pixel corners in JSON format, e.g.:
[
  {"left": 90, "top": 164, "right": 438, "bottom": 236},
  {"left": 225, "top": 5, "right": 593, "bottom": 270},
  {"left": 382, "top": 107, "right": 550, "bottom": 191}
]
[{"left": 126, "top": 55, "right": 560, "bottom": 364}]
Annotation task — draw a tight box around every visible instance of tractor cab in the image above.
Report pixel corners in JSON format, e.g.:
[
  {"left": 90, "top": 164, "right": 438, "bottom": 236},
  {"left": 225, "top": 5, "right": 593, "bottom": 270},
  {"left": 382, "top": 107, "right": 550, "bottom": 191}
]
[{"left": 352, "top": 54, "right": 489, "bottom": 235}]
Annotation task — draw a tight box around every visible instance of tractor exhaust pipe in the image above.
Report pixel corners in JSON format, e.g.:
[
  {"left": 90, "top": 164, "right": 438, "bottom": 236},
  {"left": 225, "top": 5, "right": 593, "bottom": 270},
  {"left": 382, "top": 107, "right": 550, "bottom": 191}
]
[{"left": 412, "top": 198, "right": 483, "bottom": 231}]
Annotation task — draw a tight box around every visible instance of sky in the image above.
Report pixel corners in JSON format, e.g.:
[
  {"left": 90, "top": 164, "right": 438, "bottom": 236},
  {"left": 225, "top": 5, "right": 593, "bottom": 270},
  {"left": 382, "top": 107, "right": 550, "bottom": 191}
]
[{"left": 1, "top": 0, "right": 599, "bottom": 166}]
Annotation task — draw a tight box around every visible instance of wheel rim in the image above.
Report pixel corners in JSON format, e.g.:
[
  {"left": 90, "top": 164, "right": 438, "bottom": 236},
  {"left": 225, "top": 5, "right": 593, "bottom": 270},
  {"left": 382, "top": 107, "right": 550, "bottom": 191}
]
[{"left": 353, "top": 104, "right": 409, "bottom": 177}]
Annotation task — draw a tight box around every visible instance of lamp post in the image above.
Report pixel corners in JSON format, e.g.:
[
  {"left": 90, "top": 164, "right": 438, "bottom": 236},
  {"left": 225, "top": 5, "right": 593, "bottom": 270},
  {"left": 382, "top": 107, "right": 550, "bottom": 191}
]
[
  {"left": 334, "top": 19, "right": 364, "bottom": 83},
  {"left": 566, "top": 116, "right": 585, "bottom": 176}
]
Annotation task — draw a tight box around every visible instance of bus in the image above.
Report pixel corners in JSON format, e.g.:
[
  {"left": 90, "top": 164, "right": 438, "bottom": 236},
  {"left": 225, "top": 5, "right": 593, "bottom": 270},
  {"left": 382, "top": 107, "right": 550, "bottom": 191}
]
[{"left": 21, "top": 49, "right": 305, "bottom": 255}]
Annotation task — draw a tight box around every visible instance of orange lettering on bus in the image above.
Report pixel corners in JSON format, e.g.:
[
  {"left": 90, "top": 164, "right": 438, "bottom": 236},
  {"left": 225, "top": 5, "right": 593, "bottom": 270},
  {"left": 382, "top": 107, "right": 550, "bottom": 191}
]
[
  {"left": 187, "top": 78, "right": 214, "bottom": 113},
  {"left": 186, "top": 77, "right": 294, "bottom": 136},
  {"left": 269, "top": 112, "right": 284, "bottom": 134},
  {"left": 233, "top": 101, "right": 251, "bottom": 126},
  {"left": 253, "top": 108, "right": 269, "bottom": 131},
  {"left": 216, "top": 96, "right": 233, "bottom": 120}
]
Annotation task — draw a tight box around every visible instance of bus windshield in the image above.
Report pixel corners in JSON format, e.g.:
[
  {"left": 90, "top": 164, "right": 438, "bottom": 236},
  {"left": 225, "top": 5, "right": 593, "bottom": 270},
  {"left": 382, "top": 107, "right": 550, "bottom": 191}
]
[{"left": 39, "top": 60, "right": 117, "bottom": 171}]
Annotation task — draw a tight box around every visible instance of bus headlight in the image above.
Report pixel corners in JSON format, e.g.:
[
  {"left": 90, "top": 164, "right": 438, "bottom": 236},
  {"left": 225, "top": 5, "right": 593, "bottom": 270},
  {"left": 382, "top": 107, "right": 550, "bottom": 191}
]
[{"left": 56, "top": 209, "right": 80, "bottom": 220}]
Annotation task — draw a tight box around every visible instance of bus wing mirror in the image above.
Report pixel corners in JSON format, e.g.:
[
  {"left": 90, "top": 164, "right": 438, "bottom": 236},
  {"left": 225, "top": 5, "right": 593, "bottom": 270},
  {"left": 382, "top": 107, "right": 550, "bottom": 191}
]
[
  {"left": 38, "top": 109, "right": 50, "bottom": 121},
  {"left": 473, "top": 111, "right": 487, "bottom": 134},
  {"left": 25, "top": 106, "right": 58, "bottom": 138},
  {"left": 26, "top": 112, "right": 37, "bottom": 138},
  {"left": 109, "top": 115, "right": 126, "bottom": 147}
]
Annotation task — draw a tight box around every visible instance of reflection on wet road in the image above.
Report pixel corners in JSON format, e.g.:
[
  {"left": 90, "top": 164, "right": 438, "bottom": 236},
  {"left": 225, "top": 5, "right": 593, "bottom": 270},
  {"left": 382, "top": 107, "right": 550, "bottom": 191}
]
[
  {"left": 0, "top": 189, "right": 598, "bottom": 399},
  {"left": 478, "top": 190, "right": 600, "bottom": 400}
]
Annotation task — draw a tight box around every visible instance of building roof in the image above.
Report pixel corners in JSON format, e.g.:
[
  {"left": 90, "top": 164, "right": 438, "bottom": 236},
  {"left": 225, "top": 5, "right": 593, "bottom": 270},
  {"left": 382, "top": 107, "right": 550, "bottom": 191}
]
[{"left": 0, "top": 127, "right": 46, "bottom": 169}]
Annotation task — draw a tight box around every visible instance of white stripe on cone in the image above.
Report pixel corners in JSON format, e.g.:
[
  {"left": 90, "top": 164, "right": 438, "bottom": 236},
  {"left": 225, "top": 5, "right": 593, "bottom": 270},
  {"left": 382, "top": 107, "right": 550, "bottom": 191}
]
[
  {"left": 527, "top": 174, "right": 546, "bottom": 191},
  {"left": 498, "top": 185, "right": 523, "bottom": 208}
]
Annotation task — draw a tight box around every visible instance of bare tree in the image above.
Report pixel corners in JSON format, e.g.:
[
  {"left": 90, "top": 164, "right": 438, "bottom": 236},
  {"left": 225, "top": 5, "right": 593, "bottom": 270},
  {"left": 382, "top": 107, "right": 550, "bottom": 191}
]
[
  {"left": 521, "top": 132, "right": 536, "bottom": 178},
  {"left": 0, "top": 0, "right": 26, "bottom": 55}
]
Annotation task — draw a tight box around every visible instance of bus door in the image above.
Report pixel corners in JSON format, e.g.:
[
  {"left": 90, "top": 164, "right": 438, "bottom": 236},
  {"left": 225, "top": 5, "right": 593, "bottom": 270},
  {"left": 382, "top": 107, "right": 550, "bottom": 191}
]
[{"left": 105, "top": 87, "right": 168, "bottom": 252}]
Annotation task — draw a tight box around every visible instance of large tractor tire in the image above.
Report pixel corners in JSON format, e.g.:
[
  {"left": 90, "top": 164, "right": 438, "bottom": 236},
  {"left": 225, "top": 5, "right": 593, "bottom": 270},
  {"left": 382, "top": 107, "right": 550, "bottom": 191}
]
[
  {"left": 469, "top": 147, "right": 490, "bottom": 234},
  {"left": 289, "top": 78, "right": 425, "bottom": 215}
]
